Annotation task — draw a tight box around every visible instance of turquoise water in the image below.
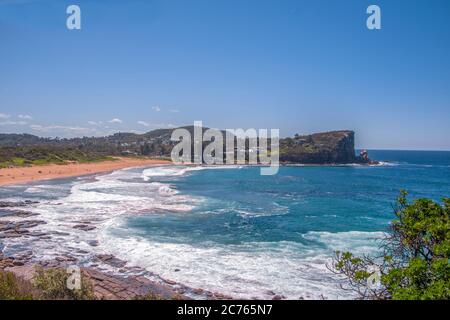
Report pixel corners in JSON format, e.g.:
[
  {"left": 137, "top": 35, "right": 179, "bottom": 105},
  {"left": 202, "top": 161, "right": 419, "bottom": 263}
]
[{"left": 0, "top": 150, "right": 449, "bottom": 299}]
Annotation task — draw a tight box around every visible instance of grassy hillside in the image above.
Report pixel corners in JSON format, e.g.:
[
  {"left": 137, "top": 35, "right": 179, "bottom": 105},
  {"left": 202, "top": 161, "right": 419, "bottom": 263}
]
[{"left": 0, "top": 146, "right": 115, "bottom": 168}]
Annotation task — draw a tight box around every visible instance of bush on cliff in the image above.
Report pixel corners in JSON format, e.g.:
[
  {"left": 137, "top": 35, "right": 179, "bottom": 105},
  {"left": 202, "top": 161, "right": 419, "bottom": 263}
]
[
  {"left": 34, "top": 266, "right": 95, "bottom": 300},
  {"left": 0, "top": 270, "right": 35, "bottom": 300},
  {"left": 332, "top": 191, "right": 450, "bottom": 300},
  {"left": 0, "top": 267, "right": 95, "bottom": 300}
]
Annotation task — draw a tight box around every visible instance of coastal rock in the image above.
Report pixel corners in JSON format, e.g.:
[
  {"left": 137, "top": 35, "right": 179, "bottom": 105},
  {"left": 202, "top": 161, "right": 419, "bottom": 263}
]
[
  {"left": 193, "top": 288, "right": 204, "bottom": 295},
  {"left": 164, "top": 279, "right": 177, "bottom": 285},
  {"left": 0, "top": 200, "right": 39, "bottom": 208},
  {"left": 88, "top": 240, "right": 99, "bottom": 247},
  {"left": 55, "top": 255, "right": 77, "bottom": 263},
  {"left": 1, "top": 250, "right": 194, "bottom": 300},
  {"left": 0, "top": 220, "right": 46, "bottom": 238},
  {"left": 84, "top": 268, "right": 184, "bottom": 300},
  {"left": 213, "top": 292, "right": 233, "bottom": 300},
  {"left": 73, "top": 224, "right": 96, "bottom": 231},
  {"left": 280, "top": 131, "right": 360, "bottom": 164},
  {"left": 96, "top": 254, "right": 127, "bottom": 268},
  {"left": 0, "top": 210, "right": 39, "bottom": 218},
  {"left": 3, "top": 265, "right": 36, "bottom": 283}
]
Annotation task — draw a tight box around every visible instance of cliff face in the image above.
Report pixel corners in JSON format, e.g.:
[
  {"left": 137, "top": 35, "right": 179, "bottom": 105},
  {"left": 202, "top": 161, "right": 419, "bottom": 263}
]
[{"left": 279, "top": 130, "right": 361, "bottom": 164}]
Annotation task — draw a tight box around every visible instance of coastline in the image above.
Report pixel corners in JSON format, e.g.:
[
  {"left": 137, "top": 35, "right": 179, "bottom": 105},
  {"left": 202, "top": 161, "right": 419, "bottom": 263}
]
[
  {"left": 0, "top": 161, "right": 234, "bottom": 300},
  {"left": 0, "top": 157, "right": 172, "bottom": 186},
  {"left": 0, "top": 161, "right": 384, "bottom": 188},
  {"left": 0, "top": 160, "right": 387, "bottom": 300}
]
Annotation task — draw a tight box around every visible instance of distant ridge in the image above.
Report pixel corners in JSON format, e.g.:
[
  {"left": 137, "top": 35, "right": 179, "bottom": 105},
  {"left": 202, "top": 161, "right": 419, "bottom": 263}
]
[{"left": 0, "top": 127, "right": 371, "bottom": 166}]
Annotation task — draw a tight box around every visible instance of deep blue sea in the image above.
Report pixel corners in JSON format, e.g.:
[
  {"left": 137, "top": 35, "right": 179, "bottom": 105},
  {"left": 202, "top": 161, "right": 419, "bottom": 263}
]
[{"left": 1, "top": 150, "right": 449, "bottom": 299}]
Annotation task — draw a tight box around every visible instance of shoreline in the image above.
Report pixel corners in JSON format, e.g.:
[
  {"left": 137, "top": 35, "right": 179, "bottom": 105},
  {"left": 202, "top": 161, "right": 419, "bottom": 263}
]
[
  {"left": 0, "top": 162, "right": 235, "bottom": 300},
  {"left": 0, "top": 157, "right": 172, "bottom": 187},
  {"left": 0, "top": 160, "right": 384, "bottom": 187}
]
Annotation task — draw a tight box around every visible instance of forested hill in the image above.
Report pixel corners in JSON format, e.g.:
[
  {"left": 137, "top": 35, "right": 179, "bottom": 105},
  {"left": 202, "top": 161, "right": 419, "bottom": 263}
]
[{"left": 0, "top": 128, "right": 371, "bottom": 167}]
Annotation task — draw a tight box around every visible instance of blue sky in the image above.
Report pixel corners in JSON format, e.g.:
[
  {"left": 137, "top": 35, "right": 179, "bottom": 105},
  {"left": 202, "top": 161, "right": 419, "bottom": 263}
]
[{"left": 0, "top": 0, "right": 449, "bottom": 150}]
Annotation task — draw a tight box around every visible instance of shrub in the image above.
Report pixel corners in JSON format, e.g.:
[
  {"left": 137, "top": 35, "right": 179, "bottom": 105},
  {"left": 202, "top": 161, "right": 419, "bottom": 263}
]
[
  {"left": 33, "top": 266, "right": 95, "bottom": 300},
  {"left": 331, "top": 191, "right": 450, "bottom": 300},
  {"left": 0, "top": 270, "right": 35, "bottom": 300}
]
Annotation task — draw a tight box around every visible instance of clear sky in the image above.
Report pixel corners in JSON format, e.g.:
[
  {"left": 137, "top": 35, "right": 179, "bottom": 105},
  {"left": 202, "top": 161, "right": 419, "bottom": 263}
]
[{"left": 0, "top": 0, "right": 449, "bottom": 150}]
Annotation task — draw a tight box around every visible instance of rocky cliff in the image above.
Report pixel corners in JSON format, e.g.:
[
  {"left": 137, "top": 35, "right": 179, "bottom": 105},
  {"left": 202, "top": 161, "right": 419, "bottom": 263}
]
[{"left": 279, "top": 130, "right": 367, "bottom": 164}]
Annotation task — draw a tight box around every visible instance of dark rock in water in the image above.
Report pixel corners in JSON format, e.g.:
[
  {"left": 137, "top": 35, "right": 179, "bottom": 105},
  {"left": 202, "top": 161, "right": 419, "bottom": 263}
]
[
  {"left": 88, "top": 240, "right": 100, "bottom": 247},
  {"left": 29, "top": 231, "right": 48, "bottom": 237},
  {"left": 0, "top": 210, "right": 39, "bottom": 218},
  {"left": 164, "top": 279, "right": 177, "bottom": 285},
  {"left": 96, "top": 254, "right": 127, "bottom": 268},
  {"left": 193, "top": 288, "right": 204, "bottom": 295},
  {"left": 0, "top": 220, "right": 46, "bottom": 238},
  {"left": 49, "top": 231, "right": 70, "bottom": 236},
  {"left": 73, "top": 224, "right": 96, "bottom": 231},
  {"left": 265, "top": 290, "right": 276, "bottom": 296},
  {"left": 0, "top": 200, "right": 39, "bottom": 208},
  {"left": 55, "top": 255, "right": 77, "bottom": 263},
  {"left": 272, "top": 294, "right": 285, "bottom": 300},
  {"left": 174, "top": 268, "right": 180, "bottom": 272},
  {"left": 212, "top": 292, "right": 233, "bottom": 300},
  {"left": 0, "top": 233, "right": 21, "bottom": 239}
]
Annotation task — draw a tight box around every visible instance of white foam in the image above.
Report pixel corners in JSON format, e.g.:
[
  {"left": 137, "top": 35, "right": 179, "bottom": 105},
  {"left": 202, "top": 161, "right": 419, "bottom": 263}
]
[
  {"left": 302, "top": 231, "right": 385, "bottom": 256},
  {"left": 375, "top": 161, "right": 399, "bottom": 167},
  {"left": 1, "top": 167, "right": 198, "bottom": 262},
  {"left": 24, "top": 184, "right": 64, "bottom": 194},
  {"left": 142, "top": 165, "right": 242, "bottom": 181},
  {"left": 97, "top": 230, "right": 383, "bottom": 300},
  {"left": 142, "top": 166, "right": 202, "bottom": 181}
]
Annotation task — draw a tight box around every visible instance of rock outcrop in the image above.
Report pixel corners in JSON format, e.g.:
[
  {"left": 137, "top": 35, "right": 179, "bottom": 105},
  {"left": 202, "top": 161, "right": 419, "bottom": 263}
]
[{"left": 279, "top": 130, "right": 372, "bottom": 164}]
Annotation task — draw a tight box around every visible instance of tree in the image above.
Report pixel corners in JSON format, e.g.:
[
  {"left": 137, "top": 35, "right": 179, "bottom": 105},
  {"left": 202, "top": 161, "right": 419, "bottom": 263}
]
[{"left": 331, "top": 191, "right": 450, "bottom": 300}]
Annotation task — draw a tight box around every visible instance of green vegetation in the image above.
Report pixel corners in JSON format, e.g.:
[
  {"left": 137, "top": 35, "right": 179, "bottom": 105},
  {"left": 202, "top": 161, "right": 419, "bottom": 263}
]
[
  {"left": 332, "top": 191, "right": 450, "bottom": 300},
  {"left": 34, "top": 266, "right": 95, "bottom": 300},
  {"left": 0, "top": 146, "right": 116, "bottom": 168},
  {"left": 0, "top": 270, "right": 34, "bottom": 300},
  {"left": 0, "top": 267, "right": 95, "bottom": 300}
]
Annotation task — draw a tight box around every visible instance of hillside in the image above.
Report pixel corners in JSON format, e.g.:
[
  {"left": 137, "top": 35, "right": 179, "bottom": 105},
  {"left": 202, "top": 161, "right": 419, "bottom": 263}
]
[{"left": 0, "top": 127, "right": 371, "bottom": 167}]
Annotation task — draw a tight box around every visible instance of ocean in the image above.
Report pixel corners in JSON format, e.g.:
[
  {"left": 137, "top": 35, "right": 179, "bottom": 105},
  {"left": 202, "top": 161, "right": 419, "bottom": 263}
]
[{"left": 0, "top": 150, "right": 449, "bottom": 299}]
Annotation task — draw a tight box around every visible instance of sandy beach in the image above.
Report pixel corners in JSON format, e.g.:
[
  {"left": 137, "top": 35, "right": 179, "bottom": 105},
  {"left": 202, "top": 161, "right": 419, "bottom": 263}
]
[{"left": 0, "top": 157, "right": 172, "bottom": 186}]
